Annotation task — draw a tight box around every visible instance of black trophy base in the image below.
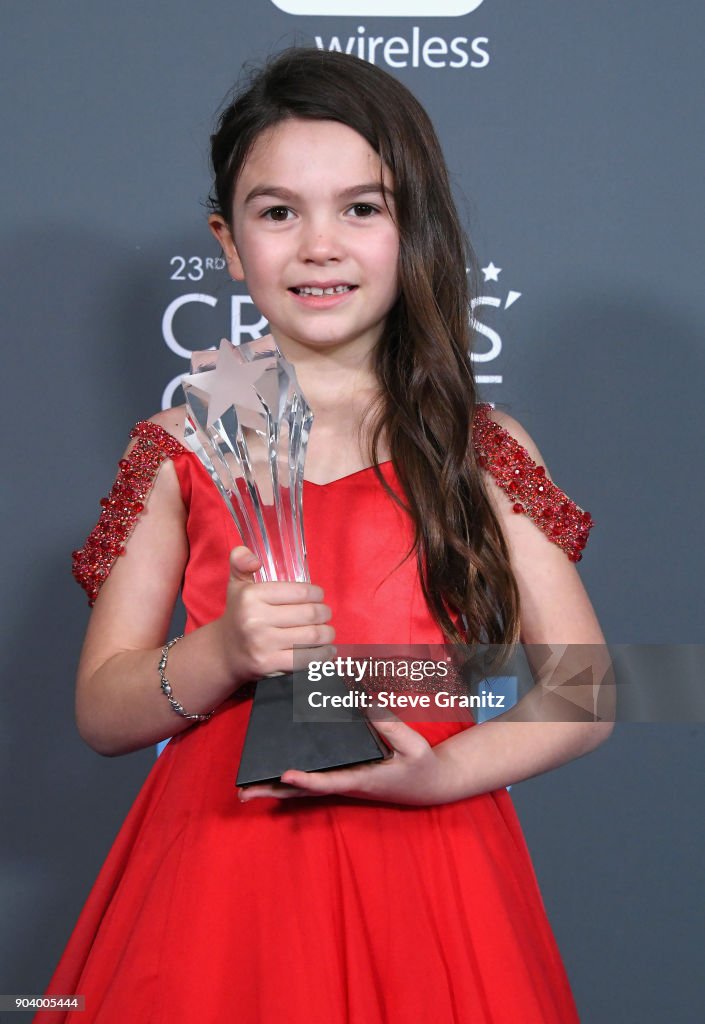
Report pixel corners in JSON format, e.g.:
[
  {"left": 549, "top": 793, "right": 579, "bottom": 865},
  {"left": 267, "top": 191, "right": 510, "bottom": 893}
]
[{"left": 236, "top": 671, "right": 388, "bottom": 787}]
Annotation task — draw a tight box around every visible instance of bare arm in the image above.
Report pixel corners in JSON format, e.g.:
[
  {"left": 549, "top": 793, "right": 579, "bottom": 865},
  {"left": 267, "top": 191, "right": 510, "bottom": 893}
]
[
  {"left": 75, "top": 415, "right": 333, "bottom": 757},
  {"left": 428, "top": 410, "right": 612, "bottom": 796},
  {"left": 75, "top": 449, "right": 226, "bottom": 756}
]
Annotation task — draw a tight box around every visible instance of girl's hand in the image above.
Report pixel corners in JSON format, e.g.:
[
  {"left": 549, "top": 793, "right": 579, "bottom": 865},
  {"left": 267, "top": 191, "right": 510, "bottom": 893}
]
[
  {"left": 238, "top": 715, "right": 458, "bottom": 807},
  {"left": 217, "top": 546, "right": 335, "bottom": 683}
]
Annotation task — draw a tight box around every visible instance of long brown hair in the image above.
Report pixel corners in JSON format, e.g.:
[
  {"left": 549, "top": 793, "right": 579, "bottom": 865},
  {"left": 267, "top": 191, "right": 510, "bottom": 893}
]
[{"left": 207, "top": 47, "right": 520, "bottom": 646}]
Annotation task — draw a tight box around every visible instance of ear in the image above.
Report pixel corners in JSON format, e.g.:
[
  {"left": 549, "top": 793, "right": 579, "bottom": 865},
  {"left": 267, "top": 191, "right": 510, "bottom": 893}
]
[{"left": 208, "top": 214, "right": 245, "bottom": 281}]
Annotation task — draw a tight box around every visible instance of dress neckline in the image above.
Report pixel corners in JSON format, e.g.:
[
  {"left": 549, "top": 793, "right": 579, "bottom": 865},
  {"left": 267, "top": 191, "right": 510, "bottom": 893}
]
[
  {"left": 304, "top": 461, "right": 393, "bottom": 488},
  {"left": 132, "top": 420, "right": 395, "bottom": 491}
]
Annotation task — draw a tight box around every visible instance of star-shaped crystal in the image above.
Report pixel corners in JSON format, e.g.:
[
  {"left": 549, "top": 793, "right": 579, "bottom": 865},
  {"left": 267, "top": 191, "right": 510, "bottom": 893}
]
[{"left": 182, "top": 338, "right": 277, "bottom": 430}]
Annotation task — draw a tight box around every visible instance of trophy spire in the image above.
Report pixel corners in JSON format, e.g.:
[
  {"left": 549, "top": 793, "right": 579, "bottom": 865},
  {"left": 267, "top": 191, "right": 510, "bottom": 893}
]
[{"left": 182, "top": 337, "right": 313, "bottom": 584}]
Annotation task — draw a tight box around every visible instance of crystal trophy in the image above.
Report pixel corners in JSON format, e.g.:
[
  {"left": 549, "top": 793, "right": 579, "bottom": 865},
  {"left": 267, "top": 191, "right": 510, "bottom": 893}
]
[{"left": 182, "top": 337, "right": 387, "bottom": 786}]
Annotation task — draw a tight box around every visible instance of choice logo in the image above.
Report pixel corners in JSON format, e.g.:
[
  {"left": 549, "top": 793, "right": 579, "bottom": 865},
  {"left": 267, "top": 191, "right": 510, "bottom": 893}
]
[
  {"left": 270, "top": 0, "right": 485, "bottom": 14},
  {"left": 159, "top": 256, "right": 518, "bottom": 407}
]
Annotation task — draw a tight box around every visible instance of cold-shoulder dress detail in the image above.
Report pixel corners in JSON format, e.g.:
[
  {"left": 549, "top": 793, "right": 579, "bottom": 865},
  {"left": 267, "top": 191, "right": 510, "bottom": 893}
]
[
  {"left": 45, "top": 410, "right": 587, "bottom": 1023},
  {"left": 71, "top": 422, "right": 188, "bottom": 606},
  {"left": 71, "top": 406, "right": 593, "bottom": 607}
]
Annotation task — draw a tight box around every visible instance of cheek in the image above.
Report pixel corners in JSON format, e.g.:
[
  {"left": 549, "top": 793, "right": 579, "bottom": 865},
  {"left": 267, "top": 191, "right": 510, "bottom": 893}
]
[
  {"left": 240, "top": 232, "right": 288, "bottom": 279},
  {"left": 362, "top": 226, "right": 399, "bottom": 269},
  {"left": 235, "top": 238, "right": 287, "bottom": 315},
  {"left": 378, "top": 236, "right": 400, "bottom": 291}
]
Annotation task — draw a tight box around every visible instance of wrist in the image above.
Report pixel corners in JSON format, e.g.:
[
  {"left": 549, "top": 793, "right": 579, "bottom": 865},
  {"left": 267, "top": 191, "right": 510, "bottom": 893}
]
[
  {"left": 158, "top": 635, "right": 214, "bottom": 723},
  {"left": 206, "top": 616, "right": 257, "bottom": 691}
]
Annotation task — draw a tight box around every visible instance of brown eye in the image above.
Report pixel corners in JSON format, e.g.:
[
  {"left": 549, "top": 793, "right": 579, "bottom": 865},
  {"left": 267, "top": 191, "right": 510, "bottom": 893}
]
[
  {"left": 264, "top": 206, "right": 292, "bottom": 222},
  {"left": 349, "top": 204, "right": 377, "bottom": 217}
]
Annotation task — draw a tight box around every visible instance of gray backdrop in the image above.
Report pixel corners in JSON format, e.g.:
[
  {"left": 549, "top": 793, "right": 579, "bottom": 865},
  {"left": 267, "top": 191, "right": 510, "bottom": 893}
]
[{"left": 2, "top": 2, "right": 703, "bottom": 1021}]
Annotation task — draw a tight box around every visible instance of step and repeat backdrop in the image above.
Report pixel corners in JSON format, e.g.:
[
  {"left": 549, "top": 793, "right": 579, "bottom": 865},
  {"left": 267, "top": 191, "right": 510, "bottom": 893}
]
[{"left": 2, "top": 2, "right": 703, "bottom": 1020}]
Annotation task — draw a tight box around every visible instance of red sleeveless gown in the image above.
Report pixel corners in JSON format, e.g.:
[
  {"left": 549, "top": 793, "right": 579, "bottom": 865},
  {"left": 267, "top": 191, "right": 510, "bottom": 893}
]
[{"left": 40, "top": 409, "right": 592, "bottom": 1023}]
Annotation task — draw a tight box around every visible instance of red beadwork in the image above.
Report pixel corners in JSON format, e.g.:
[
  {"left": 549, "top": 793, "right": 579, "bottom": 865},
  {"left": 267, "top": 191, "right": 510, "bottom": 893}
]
[
  {"left": 472, "top": 404, "right": 594, "bottom": 562},
  {"left": 71, "top": 422, "right": 188, "bottom": 606},
  {"left": 73, "top": 408, "right": 594, "bottom": 604}
]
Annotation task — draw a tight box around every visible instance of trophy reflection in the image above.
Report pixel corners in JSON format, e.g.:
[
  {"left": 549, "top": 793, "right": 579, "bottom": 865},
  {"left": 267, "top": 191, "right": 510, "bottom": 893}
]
[{"left": 182, "top": 337, "right": 386, "bottom": 786}]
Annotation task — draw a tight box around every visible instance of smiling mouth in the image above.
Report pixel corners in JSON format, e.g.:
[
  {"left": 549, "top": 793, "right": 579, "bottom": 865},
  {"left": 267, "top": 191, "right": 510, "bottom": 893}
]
[{"left": 290, "top": 285, "right": 357, "bottom": 296}]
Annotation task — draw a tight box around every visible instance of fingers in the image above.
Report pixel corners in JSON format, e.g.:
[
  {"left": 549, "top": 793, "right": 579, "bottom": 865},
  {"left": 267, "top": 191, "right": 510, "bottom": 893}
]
[
  {"left": 259, "top": 602, "right": 332, "bottom": 629},
  {"left": 228, "top": 549, "right": 325, "bottom": 604},
  {"left": 240, "top": 763, "right": 385, "bottom": 801},
  {"left": 238, "top": 782, "right": 312, "bottom": 801},
  {"left": 241, "top": 627, "right": 335, "bottom": 663},
  {"left": 279, "top": 624, "right": 337, "bottom": 648},
  {"left": 224, "top": 546, "right": 333, "bottom": 678},
  {"left": 237, "top": 720, "right": 436, "bottom": 805},
  {"left": 229, "top": 546, "right": 261, "bottom": 582},
  {"left": 235, "top": 600, "right": 334, "bottom": 650},
  {"left": 365, "top": 716, "right": 427, "bottom": 758},
  {"left": 254, "top": 582, "right": 326, "bottom": 605},
  {"left": 227, "top": 547, "right": 333, "bottom": 646},
  {"left": 280, "top": 768, "right": 362, "bottom": 794}
]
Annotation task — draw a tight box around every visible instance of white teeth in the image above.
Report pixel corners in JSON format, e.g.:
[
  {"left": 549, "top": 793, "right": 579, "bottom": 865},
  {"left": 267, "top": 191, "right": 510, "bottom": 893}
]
[{"left": 295, "top": 285, "right": 352, "bottom": 296}]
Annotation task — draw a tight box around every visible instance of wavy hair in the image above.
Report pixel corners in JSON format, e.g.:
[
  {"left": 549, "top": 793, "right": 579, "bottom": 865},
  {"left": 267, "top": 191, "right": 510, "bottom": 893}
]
[{"left": 207, "top": 47, "right": 520, "bottom": 646}]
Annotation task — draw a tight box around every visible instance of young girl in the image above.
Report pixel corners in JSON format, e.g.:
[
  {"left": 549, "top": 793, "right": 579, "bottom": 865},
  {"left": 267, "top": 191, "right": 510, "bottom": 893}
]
[{"left": 41, "top": 47, "right": 609, "bottom": 1023}]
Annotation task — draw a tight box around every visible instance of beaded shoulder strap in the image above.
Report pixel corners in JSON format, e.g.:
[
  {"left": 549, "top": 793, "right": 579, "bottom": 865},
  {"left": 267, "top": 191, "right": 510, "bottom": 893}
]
[
  {"left": 471, "top": 404, "right": 594, "bottom": 562},
  {"left": 72, "top": 421, "right": 189, "bottom": 605}
]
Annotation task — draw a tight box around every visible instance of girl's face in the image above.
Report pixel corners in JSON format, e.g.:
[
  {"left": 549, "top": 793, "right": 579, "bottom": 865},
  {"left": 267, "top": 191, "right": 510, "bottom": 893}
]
[{"left": 209, "top": 118, "right": 400, "bottom": 363}]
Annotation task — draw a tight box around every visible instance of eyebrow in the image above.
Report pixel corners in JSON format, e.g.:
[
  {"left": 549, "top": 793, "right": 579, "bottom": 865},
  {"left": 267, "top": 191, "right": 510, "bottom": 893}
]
[{"left": 243, "top": 182, "right": 394, "bottom": 205}]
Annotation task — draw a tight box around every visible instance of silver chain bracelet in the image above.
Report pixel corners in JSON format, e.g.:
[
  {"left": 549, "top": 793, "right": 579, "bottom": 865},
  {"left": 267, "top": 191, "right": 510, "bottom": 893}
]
[{"left": 158, "top": 635, "right": 214, "bottom": 722}]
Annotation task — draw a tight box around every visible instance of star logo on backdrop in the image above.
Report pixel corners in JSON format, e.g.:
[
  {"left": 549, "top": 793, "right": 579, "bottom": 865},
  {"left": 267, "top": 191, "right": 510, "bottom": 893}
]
[
  {"left": 474, "top": 262, "right": 522, "bottom": 310},
  {"left": 466, "top": 259, "right": 525, "bottom": 387},
  {"left": 481, "top": 261, "right": 502, "bottom": 282}
]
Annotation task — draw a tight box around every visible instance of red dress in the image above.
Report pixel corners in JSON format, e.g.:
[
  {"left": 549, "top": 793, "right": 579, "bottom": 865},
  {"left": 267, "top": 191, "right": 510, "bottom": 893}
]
[{"left": 40, "top": 406, "right": 593, "bottom": 1023}]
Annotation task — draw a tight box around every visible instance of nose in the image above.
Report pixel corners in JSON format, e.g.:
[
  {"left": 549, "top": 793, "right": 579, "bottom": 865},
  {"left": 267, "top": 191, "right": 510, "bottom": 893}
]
[{"left": 297, "top": 214, "right": 342, "bottom": 264}]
